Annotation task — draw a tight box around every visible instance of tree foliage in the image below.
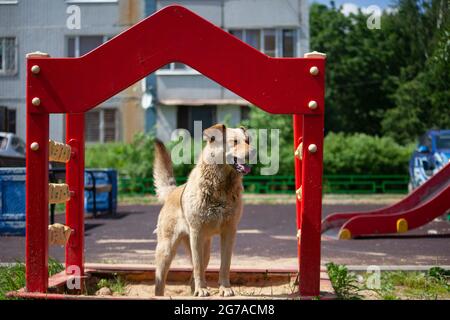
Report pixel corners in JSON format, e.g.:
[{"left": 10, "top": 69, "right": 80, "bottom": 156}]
[{"left": 311, "top": 0, "right": 449, "bottom": 142}]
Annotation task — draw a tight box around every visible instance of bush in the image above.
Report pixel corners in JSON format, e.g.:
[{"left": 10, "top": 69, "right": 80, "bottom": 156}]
[
  {"left": 86, "top": 133, "right": 155, "bottom": 179},
  {"left": 85, "top": 132, "right": 194, "bottom": 179},
  {"left": 86, "top": 127, "right": 415, "bottom": 179},
  {"left": 324, "top": 132, "right": 415, "bottom": 175}
]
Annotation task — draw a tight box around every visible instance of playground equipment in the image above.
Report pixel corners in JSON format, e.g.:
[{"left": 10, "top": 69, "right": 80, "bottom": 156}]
[
  {"left": 409, "top": 130, "right": 450, "bottom": 190},
  {"left": 21, "top": 5, "right": 326, "bottom": 297},
  {"left": 322, "top": 162, "right": 450, "bottom": 239}
]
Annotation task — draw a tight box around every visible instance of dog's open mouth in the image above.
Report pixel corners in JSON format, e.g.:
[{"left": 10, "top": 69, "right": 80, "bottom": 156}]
[{"left": 232, "top": 157, "right": 251, "bottom": 175}]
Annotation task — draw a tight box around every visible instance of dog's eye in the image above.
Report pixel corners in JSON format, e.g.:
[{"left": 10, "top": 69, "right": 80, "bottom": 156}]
[
  {"left": 233, "top": 139, "right": 238, "bottom": 145},
  {"left": 210, "top": 136, "right": 215, "bottom": 142}
]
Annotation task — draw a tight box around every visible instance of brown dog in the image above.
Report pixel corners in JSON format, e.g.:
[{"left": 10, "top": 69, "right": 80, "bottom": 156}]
[{"left": 153, "top": 124, "right": 253, "bottom": 297}]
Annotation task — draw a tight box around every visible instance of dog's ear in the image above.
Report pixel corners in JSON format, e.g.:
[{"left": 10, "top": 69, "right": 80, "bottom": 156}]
[{"left": 203, "top": 124, "right": 226, "bottom": 143}]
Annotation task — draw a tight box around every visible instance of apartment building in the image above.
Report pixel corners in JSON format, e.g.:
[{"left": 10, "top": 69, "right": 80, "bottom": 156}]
[{"left": 0, "top": 0, "right": 309, "bottom": 143}]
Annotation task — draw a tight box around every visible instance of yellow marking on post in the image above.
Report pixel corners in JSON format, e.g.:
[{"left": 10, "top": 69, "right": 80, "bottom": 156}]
[
  {"left": 396, "top": 218, "right": 408, "bottom": 233},
  {"left": 339, "top": 228, "right": 352, "bottom": 240}
]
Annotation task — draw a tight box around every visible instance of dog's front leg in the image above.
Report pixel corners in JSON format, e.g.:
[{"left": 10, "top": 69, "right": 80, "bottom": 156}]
[
  {"left": 219, "top": 227, "right": 236, "bottom": 297},
  {"left": 190, "top": 230, "right": 209, "bottom": 297}
]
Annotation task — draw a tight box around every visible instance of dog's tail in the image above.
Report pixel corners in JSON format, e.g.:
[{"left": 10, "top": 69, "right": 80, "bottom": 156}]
[{"left": 153, "top": 139, "right": 176, "bottom": 202}]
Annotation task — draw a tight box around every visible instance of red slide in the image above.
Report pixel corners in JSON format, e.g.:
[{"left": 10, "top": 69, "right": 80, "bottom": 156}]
[{"left": 322, "top": 162, "right": 450, "bottom": 239}]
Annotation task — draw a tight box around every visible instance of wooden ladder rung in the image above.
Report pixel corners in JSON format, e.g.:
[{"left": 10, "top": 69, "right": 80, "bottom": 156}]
[
  {"left": 48, "top": 183, "right": 70, "bottom": 204},
  {"left": 49, "top": 139, "right": 71, "bottom": 163}
]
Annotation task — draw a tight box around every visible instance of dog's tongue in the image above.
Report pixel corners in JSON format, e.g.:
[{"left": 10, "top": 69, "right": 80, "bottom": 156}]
[{"left": 235, "top": 163, "right": 251, "bottom": 175}]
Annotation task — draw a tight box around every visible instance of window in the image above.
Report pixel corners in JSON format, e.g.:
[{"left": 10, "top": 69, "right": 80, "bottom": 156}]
[
  {"left": 229, "top": 28, "right": 297, "bottom": 57},
  {"left": 85, "top": 108, "right": 119, "bottom": 142},
  {"left": 0, "top": 37, "right": 17, "bottom": 75},
  {"left": 67, "top": 35, "right": 110, "bottom": 57},
  {"left": 0, "top": 106, "right": 16, "bottom": 133},
  {"left": 263, "top": 29, "right": 276, "bottom": 57},
  {"left": 229, "top": 29, "right": 261, "bottom": 50},
  {"left": 229, "top": 30, "right": 243, "bottom": 41},
  {"left": 282, "top": 29, "right": 295, "bottom": 57},
  {"left": 177, "top": 106, "right": 216, "bottom": 134},
  {"left": 246, "top": 30, "right": 261, "bottom": 50}
]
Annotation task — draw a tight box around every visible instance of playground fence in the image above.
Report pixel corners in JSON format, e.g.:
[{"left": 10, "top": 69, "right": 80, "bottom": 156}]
[{"left": 118, "top": 174, "right": 409, "bottom": 195}]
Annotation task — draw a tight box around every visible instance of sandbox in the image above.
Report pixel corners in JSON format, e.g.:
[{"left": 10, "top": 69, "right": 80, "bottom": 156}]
[{"left": 8, "top": 264, "right": 335, "bottom": 300}]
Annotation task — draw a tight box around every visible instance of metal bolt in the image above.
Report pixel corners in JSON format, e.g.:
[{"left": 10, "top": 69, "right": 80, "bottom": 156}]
[
  {"left": 308, "top": 144, "right": 318, "bottom": 153},
  {"left": 30, "top": 142, "right": 40, "bottom": 151},
  {"left": 308, "top": 100, "right": 318, "bottom": 109},
  {"left": 32, "top": 97, "right": 41, "bottom": 106},
  {"left": 31, "top": 65, "right": 40, "bottom": 74},
  {"left": 309, "top": 66, "right": 319, "bottom": 76}
]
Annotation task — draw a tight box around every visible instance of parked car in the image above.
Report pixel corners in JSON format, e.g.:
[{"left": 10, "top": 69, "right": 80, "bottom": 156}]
[
  {"left": 0, "top": 132, "right": 26, "bottom": 167},
  {"left": 409, "top": 129, "right": 450, "bottom": 190}
]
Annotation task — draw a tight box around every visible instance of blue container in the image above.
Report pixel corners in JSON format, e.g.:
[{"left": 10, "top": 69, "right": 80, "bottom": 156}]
[
  {"left": 0, "top": 168, "right": 26, "bottom": 236},
  {"left": 84, "top": 169, "right": 117, "bottom": 215}
]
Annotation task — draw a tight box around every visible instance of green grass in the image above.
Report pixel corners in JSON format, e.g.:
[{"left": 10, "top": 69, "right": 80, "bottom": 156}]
[
  {"left": 326, "top": 262, "right": 362, "bottom": 299},
  {"left": 327, "top": 263, "right": 450, "bottom": 300},
  {"left": 373, "top": 268, "right": 450, "bottom": 300},
  {"left": 0, "top": 258, "right": 64, "bottom": 300},
  {"left": 97, "top": 274, "right": 127, "bottom": 295}
]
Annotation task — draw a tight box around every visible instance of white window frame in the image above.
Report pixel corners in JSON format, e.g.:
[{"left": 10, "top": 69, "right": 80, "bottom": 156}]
[{"left": 0, "top": 37, "right": 18, "bottom": 76}]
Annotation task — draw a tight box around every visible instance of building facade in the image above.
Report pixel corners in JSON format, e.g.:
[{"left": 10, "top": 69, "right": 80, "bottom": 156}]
[
  {"left": 0, "top": 0, "right": 309, "bottom": 144},
  {"left": 151, "top": 0, "right": 310, "bottom": 142},
  {"left": 0, "top": 0, "right": 146, "bottom": 143}
]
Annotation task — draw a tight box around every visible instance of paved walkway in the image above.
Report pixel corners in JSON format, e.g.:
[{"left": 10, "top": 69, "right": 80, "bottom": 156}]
[{"left": 1, "top": 204, "right": 449, "bottom": 268}]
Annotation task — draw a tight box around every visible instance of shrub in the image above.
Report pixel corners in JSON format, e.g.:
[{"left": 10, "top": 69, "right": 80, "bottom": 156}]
[
  {"left": 324, "top": 132, "right": 415, "bottom": 175},
  {"left": 86, "top": 128, "right": 415, "bottom": 179}
]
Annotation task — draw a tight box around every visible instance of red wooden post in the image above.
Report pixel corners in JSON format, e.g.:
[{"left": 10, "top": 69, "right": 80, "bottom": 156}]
[
  {"left": 26, "top": 57, "right": 50, "bottom": 292},
  {"left": 293, "top": 114, "right": 303, "bottom": 273},
  {"left": 66, "top": 114, "right": 85, "bottom": 276},
  {"left": 299, "top": 114, "right": 324, "bottom": 296}
]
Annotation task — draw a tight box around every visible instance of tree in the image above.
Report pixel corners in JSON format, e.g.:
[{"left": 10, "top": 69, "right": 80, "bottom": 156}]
[
  {"left": 382, "top": 23, "right": 450, "bottom": 143},
  {"left": 310, "top": 3, "right": 398, "bottom": 135}
]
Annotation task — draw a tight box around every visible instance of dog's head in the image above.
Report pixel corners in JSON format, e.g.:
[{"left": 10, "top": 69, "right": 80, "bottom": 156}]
[{"left": 202, "top": 124, "right": 254, "bottom": 175}]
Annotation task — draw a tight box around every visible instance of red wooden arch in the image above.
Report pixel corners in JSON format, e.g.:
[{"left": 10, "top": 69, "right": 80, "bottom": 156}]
[{"left": 25, "top": 5, "right": 326, "bottom": 297}]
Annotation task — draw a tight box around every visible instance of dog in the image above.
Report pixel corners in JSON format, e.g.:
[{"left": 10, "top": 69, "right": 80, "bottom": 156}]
[{"left": 153, "top": 124, "right": 253, "bottom": 297}]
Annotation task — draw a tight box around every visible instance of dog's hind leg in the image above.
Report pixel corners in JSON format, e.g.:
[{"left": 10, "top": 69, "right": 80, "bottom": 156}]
[
  {"left": 155, "top": 234, "right": 181, "bottom": 296},
  {"left": 182, "top": 237, "right": 195, "bottom": 294}
]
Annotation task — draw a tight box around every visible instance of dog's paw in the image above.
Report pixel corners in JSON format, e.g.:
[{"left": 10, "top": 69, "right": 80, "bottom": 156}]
[
  {"left": 194, "top": 288, "right": 210, "bottom": 297},
  {"left": 219, "top": 286, "right": 235, "bottom": 297}
]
